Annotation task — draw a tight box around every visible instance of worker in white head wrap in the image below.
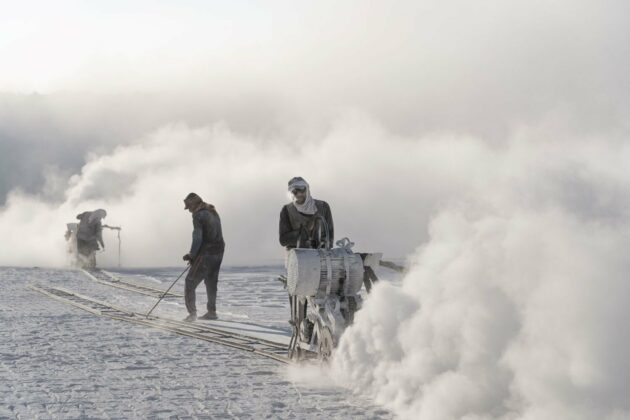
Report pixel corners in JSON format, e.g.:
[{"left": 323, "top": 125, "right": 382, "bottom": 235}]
[
  {"left": 279, "top": 177, "right": 334, "bottom": 250},
  {"left": 288, "top": 177, "right": 317, "bottom": 215}
]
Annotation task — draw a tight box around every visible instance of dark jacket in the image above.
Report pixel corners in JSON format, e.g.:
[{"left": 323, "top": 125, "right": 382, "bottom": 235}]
[
  {"left": 76, "top": 212, "right": 104, "bottom": 249},
  {"left": 190, "top": 203, "right": 225, "bottom": 257},
  {"left": 279, "top": 200, "right": 334, "bottom": 249}
]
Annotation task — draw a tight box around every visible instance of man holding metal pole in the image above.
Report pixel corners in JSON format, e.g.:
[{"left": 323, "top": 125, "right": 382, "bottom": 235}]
[
  {"left": 181, "top": 192, "right": 225, "bottom": 322},
  {"left": 76, "top": 209, "right": 107, "bottom": 269}
]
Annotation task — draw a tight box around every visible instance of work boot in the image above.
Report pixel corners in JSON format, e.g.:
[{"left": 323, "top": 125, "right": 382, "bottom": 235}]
[
  {"left": 183, "top": 313, "right": 197, "bottom": 322},
  {"left": 199, "top": 311, "right": 218, "bottom": 320}
]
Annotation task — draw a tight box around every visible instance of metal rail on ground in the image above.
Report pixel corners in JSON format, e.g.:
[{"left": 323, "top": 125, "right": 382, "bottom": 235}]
[{"left": 30, "top": 284, "right": 290, "bottom": 364}]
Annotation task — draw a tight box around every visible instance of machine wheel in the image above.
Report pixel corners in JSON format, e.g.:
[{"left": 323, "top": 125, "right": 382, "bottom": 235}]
[{"left": 318, "top": 327, "right": 334, "bottom": 362}]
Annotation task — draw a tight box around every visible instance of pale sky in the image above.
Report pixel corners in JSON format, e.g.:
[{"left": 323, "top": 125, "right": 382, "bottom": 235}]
[
  {"left": 1, "top": 0, "right": 630, "bottom": 268},
  {"left": 0, "top": 0, "right": 274, "bottom": 92}
]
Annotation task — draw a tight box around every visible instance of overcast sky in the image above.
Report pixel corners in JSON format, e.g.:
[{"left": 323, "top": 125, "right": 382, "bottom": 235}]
[
  {"left": 1, "top": 0, "right": 630, "bottom": 266},
  {"left": 4, "top": 4, "right": 630, "bottom": 417}
]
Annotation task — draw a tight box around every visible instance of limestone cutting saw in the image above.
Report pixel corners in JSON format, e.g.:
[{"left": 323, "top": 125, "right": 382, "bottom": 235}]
[
  {"left": 281, "top": 216, "right": 402, "bottom": 361},
  {"left": 284, "top": 241, "right": 383, "bottom": 361}
]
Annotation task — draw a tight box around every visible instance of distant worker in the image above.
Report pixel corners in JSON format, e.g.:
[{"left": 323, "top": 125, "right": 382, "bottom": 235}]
[
  {"left": 76, "top": 209, "right": 107, "bottom": 269},
  {"left": 64, "top": 223, "right": 79, "bottom": 267},
  {"left": 279, "top": 177, "right": 334, "bottom": 250},
  {"left": 182, "top": 193, "right": 225, "bottom": 322}
]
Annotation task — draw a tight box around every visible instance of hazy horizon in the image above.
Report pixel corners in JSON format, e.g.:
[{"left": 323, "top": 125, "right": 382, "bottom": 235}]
[{"left": 2, "top": 2, "right": 630, "bottom": 418}]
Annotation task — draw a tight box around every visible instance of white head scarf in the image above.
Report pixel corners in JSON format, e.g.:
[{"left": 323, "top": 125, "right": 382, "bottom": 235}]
[{"left": 288, "top": 177, "right": 317, "bottom": 215}]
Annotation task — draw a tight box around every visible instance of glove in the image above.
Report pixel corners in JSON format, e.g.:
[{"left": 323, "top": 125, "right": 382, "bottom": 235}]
[{"left": 183, "top": 254, "right": 193, "bottom": 262}]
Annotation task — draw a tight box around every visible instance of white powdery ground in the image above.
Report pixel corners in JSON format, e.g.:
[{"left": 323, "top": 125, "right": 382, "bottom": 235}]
[{"left": 0, "top": 267, "right": 391, "bottom": 419}]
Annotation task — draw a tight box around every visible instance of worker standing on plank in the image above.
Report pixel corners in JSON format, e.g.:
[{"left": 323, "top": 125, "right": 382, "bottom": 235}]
[
  {"left": 76, "top": 209, "right": 107, "bottom": 269},
  {"left": 182, "top": 193, "right": 225, "bottom": 322}
]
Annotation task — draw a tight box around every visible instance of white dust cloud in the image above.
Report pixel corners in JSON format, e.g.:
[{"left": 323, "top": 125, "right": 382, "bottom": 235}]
[
  {"left": 2, "top": 2, "right": 630, "bottom": 418},
  {"left": 332, "top": 134, "right": 630, "bottom": 419},
  {"left": 0, "top": 114, "right": 484, "bottom": 267}
]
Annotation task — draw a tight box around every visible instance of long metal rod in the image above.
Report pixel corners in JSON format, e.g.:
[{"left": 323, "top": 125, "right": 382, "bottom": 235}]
[
  {"left": 145, "top": 265, "right": 190, "bottom": 318},
  {"left": 379, "top": 259, "right": 406, "bottom": 272},
  {"left": 102, "top": 225, "right": 122, "bottom": 268}
]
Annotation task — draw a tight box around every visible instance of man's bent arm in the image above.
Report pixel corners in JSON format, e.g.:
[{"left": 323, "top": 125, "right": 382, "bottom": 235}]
[
  {"left": 189, "top": 214, "right": 203, "bottom": 257},
  {"left": 96, "top": 222, "right": 105, "bottom": 248}
]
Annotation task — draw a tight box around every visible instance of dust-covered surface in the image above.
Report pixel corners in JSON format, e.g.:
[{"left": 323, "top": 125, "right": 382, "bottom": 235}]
[{"left": 0, "top": 266, "right": 393, "bottom": 419}]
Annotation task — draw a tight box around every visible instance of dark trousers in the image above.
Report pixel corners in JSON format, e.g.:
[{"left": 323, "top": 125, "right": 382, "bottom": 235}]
[
  {"left": 77, "top": 239, "right": 97, "bottom": 268},
  {"left": 184, "top": 252, "right": 223, "bottom": 314}
]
